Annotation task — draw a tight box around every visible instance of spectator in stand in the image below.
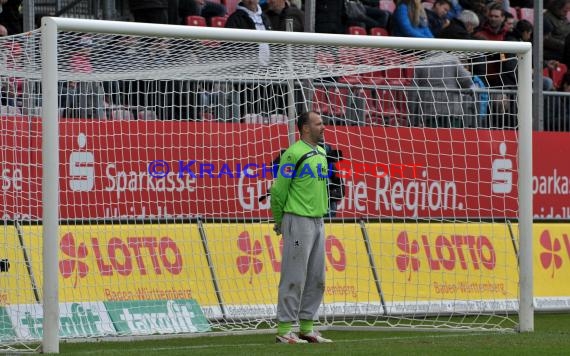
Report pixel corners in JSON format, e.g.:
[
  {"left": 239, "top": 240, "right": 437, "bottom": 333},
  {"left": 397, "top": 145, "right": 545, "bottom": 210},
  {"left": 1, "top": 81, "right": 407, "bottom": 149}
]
[
  {"left": 345, "top": 1, "right": 391, "bottom": 31},
  {"left": 474, "top": 2, "right": 507, "bottom": 41},
  {"left": 226, "top": 0, "right": 273, "bottom": 117},
  {"left": 503, "top": 11, "right": 515, "bottom": 34},
  {"left": 178, "top": 0, "right": 227, "bottom": 26},
  {"left": 505, "top": 18, "right": 533, "bottom": 42},
  {"left": 411, "top": 52, "right": 474, "bottom": 127},
  {"left": 0, "top": 0, "right": 22, "bottom": 35},
  {"left": 314, "top": 0, "right": 346, "bottom": 34},
  {"left": 226, "top": 0, "right": 272, "bottom": 30},
  {"left": 360, "top": 1, "right": 391, "bottom": 29},
  {"left": 546, "top": 72, "right": 570, "bottom": 131},
  {"left": 1, "top": 41, "right": 23, "bottom": 107},
  {"left": 544, "top": 0, "right": 570, "bottom": 66},
  {"left": 61, "top": 36, "right": 107, "bottom": 120},
  {"left": 0, "top": 25, "right": 7, "bottom": 37},
  {"left": 438, "top": 9, "right": 479, "bottom": 40},
  {"left": 264, "top": 0, "right": 304, "bottom": 32},
  {"left": 458, "top": 0, "right": 488, "bottom": 26},
  {"left": 391, "top": 0, "right": 433, "bottom": 38},
  {"left": 445, "top": 0, "right": 463, "bottom": 20},
  {"left": 502, "top": 20, "right": 534, "bottom": 90},
  {"left": 129, "top": 0, "right": 169, "bottom": 24},
  {"left": 426, "top": 0, "right": 452, "bottom": 37}
]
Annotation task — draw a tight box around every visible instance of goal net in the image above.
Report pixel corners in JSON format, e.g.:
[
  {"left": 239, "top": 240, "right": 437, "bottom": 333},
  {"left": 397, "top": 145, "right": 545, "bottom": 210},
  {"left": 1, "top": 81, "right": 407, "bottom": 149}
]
[{"left": 0, "top": 18, "right": 532, "bottom": 352}]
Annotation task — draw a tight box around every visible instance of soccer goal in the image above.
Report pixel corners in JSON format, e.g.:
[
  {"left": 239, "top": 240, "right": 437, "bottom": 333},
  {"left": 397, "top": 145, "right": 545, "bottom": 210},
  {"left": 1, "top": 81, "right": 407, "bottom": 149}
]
[{"left": 0, "top": 17, "right": 532, "bottom": 353}]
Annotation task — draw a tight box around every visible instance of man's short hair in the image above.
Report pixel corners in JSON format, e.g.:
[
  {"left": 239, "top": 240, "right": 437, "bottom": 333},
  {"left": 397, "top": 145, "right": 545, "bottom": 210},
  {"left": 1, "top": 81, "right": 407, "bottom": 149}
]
[
  {"left": 435, "top": 0, "right": 453, "bottom": 7},
  {"left": 547, "top": 0, "right": 570, "bottom": 13},
  {"left": 458, "top": 10, "right": 480, "bottom": 29},
  {"left": 487, "top": 1, "right": 505, "bottom": 15},
  {"left": 297, "top": 111, "right": 313, "bottom": 133}
]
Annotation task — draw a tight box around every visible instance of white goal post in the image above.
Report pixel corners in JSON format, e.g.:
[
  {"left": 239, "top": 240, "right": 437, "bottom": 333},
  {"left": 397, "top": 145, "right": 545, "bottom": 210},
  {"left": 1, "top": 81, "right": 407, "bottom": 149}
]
[{"left": 0, "top": 16, "right": 533, "bottom": 353}]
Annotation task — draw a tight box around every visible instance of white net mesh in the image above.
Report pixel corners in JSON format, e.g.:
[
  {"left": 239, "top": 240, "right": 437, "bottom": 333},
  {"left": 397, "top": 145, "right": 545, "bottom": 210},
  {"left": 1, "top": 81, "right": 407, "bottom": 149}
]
[{"left": 0, "top": 26, "right": 524, "bottom": 350}]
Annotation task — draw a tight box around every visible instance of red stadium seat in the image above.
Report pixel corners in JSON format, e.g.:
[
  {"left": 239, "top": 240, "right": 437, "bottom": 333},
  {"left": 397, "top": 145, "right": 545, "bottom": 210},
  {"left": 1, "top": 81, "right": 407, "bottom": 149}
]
[
  {"left": 361, "top": 88, "right": 408, "bottom": 126},
  {"left": 211, "top": 16, "right": 227, "bottom": 28},
  {"left": 379, "top": 0, "right": 396, "bottom": 13},
  {"left": 370, "top": 27, "right": 389, "bottom": 36},
  {"left": 348, "top": 26, "right": 367, "bottom": 35},
  {"left": 312, "top": 86, "right": 346, "bottom": 117},
  {"left": 186, "top": 15, "right": 207, "bottom": 26},
  {"left": 545, "top": 63, "right": 568, "bottom": 90}
]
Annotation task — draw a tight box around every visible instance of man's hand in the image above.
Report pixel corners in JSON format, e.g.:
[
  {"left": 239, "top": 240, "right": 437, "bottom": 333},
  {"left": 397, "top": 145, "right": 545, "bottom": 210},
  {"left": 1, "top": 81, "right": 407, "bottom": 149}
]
[{"left": 273, "top": 224, "right": 282, "bottom": 236}]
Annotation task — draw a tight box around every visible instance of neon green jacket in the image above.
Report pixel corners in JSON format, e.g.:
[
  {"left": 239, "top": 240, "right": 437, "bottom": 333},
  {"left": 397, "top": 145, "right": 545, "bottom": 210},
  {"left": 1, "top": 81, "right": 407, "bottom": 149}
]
[{"left": 270, "top": 140, "right": 329, "bottom": 225}]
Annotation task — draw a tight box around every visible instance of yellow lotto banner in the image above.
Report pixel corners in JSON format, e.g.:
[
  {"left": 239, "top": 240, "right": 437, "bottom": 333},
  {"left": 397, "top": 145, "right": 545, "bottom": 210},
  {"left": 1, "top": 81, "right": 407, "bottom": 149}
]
[
  {"left": 202, "top": 223, "right": 379, "bottom": 309},
  {"left": 533, "top": 224, "right": 570, "bottom": 297},
  {"left": 12, "top": 222, "right": 570, "bottom": 312},
  {"left": 0, "top": 225, "right": 38, "bottom": 305},
  {"left": 20, "top": 224, "right": 219, "bottom": 306},
  {"left": 365, "top": 223, "right": 520, "bottom": 303}
]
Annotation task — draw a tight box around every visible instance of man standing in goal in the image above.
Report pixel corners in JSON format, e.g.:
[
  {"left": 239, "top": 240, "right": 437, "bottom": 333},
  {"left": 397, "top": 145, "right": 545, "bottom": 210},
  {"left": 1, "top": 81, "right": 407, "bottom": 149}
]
[{"left": 270, "top": 111, "right": 333, "bottom": 344}]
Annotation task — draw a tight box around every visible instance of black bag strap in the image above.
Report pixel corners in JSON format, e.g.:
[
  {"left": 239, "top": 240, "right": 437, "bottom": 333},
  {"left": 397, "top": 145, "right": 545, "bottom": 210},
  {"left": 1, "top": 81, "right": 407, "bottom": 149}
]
[
  {"left": 258, "top": 149, "right": 324, "bottom": 202},
  {"left": 293, "top": 149, "right": 321, "bottom": 175}
]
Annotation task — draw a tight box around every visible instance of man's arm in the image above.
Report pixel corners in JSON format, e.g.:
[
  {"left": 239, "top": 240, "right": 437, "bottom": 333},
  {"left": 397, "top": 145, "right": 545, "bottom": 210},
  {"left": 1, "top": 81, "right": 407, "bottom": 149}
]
[{"left": 270, "top": 151, "right": 296, "bottom": 226}]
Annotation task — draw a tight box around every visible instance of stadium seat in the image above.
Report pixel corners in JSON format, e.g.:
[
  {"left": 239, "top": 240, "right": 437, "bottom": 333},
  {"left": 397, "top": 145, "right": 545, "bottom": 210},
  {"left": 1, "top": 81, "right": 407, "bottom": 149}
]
[
  {"left": 360, "top": 88, "right": 408, "bottom": 126},
  {"left": 211, "top": 16, "right": 227, "bottom": 28},
  {"left": 358, "top": 89, "right": 383, "bottom": 125},
  {"left": 186, "top": 15, "right": 207, "bottom": 26},
  {"left": 312, "top": 87, "right": 332, "bottom": 115},
  {"left": 370, "top": 27, "right": 389, "bottom": 36},
  {"left": 348, "top": 26, "right": 367, "bottom": 35},
  {"left": 224, "top": 0, "right": 240, "bottom": 15},
  {"left": 379, "top": 0, "right": 396, "bottom": 13},
  {"left": 337, "top": 47, "right": 369, "bottom": 84},
  {"left": 518, "top": 8, "right": 534, "bottom": 24},
  {"left": 544, "top": 63, "right": 568, "bottom": 90},
  {"left": 312, "top": 86, "right": 346, "bottom": 117},
  {"left": 373, "top": 50, "right": 413, "bottom": 86}
]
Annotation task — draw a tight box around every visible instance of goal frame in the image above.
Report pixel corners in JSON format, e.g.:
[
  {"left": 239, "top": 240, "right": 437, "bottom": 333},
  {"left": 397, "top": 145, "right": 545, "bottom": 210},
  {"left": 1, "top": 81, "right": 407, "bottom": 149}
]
[{"left": 40, "top": 17, "right": 533, "bottom": 353}]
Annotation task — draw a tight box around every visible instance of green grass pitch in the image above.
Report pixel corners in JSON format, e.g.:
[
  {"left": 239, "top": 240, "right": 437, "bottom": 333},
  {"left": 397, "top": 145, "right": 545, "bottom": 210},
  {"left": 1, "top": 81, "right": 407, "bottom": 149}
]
[{"left": 54, "top": 313, "right": 570, "bottom": 355}]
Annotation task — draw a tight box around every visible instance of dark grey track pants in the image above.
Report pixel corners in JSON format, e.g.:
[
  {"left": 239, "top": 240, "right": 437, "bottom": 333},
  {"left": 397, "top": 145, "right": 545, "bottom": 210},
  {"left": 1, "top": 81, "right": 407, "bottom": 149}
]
[{"left": 276, "top": 213, "right": 326, "bottom": 322}]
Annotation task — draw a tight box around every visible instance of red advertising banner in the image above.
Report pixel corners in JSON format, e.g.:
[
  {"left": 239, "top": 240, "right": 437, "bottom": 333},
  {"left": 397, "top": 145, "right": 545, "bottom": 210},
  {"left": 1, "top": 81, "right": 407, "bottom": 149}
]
[{"left": 0, "top": 118, "right": 568, "bottom": 220}]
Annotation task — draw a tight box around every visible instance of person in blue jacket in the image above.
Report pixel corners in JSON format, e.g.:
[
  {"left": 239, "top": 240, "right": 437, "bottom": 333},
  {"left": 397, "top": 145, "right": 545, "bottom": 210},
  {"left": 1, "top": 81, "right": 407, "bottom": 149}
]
[{"left": 391, "top": 0, "right": 434, "bottom": 38}]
